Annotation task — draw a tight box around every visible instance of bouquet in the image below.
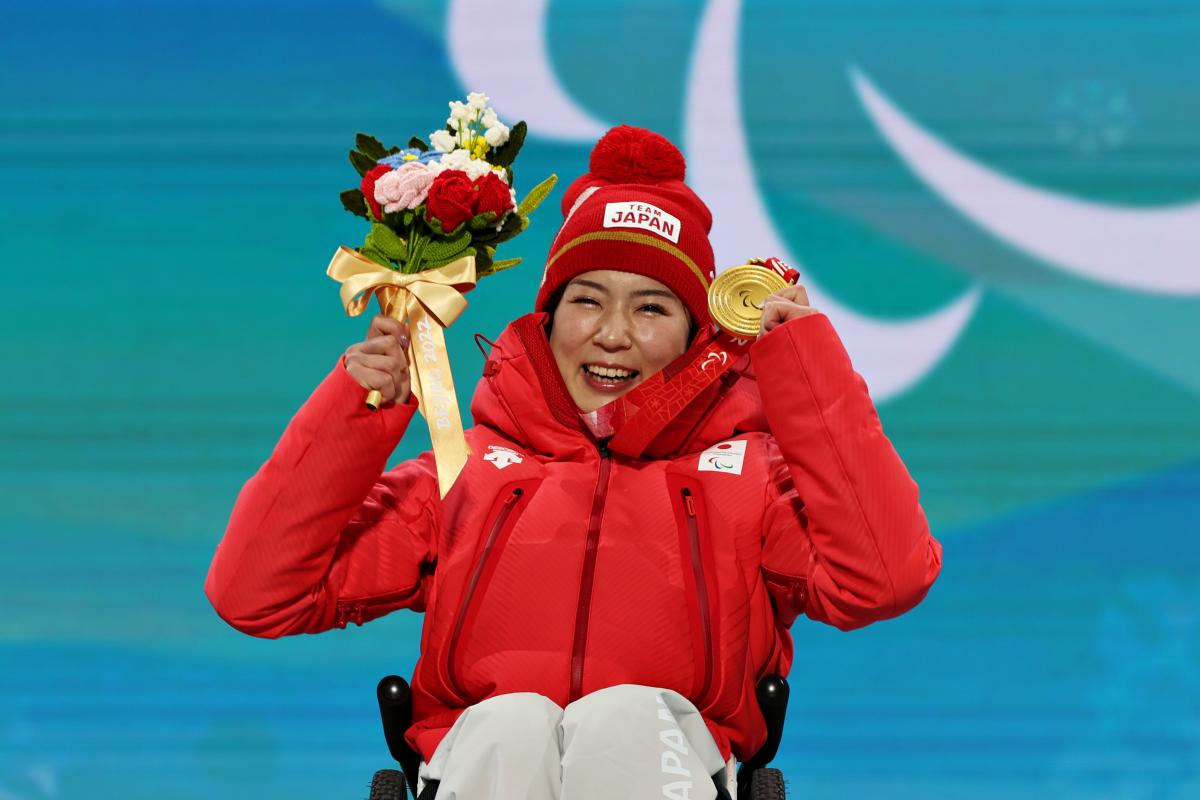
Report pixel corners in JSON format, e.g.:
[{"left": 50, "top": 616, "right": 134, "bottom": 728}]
[{"left": 326, "top": 92, "right": 557, "bottom": 496}]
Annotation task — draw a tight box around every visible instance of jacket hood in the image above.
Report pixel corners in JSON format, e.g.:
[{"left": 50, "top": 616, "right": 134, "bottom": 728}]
[{"left": 469, "top": 312, "right": 769, "bottom": 460}]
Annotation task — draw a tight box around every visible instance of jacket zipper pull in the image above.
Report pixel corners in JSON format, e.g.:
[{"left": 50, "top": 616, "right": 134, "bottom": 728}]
[
  {"left": 682, "top": 489, "right": 696, "bottom": 517},
  {"left": 794, "top": 579, "right": 809, "bottom": 610}
]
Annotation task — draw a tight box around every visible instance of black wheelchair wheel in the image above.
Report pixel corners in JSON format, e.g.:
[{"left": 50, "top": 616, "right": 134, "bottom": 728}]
[
  {"left": 749, "top": 767, "right": 786, "bottom": 800},
  {"left": 368, "top": 768, "right": 407, "bottom": 800}
]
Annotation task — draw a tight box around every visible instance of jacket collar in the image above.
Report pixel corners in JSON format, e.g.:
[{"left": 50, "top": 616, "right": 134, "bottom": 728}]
[{"left": 469, "top": 313, "right": 768, "bottom": 461}]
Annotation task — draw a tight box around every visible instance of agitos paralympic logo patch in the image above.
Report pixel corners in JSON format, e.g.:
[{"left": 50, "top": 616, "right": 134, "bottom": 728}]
[{"left": 698, "top": 440, "right": 746, "bottom": 475}]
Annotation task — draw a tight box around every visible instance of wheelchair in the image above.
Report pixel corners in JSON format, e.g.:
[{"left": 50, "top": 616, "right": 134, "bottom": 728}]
[{"left": 366, "top": 675, "right": 789, "bottom": 800}]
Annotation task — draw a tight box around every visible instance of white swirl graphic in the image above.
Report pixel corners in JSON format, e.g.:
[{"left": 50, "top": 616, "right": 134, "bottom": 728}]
[
  {"left": 447, "top": 0, "right": 607, "bottom": 140},
  {"left": 685, "top": 0, "right": 981, "bottom": 400},
  {"left": 850, "top": 67, "right": 1200, "bottom": 296}
]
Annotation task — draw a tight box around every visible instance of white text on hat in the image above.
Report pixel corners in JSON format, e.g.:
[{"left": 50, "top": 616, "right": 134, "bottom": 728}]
[{"left": 603, "top": 201, "right": 681, "bottom": 243}]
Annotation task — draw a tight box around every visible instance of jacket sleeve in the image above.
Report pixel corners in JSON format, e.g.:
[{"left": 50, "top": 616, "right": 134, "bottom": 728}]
[
  {"left": 204, "top": 357, "right": 440, "bottom": 638},
  {"left": 751, "top": 313, "right": 942, "bottom": 632}
]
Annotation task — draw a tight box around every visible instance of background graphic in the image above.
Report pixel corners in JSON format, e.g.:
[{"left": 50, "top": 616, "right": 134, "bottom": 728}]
[{"left": 2, "top": 1, "right": 1197, "bottom": 797}]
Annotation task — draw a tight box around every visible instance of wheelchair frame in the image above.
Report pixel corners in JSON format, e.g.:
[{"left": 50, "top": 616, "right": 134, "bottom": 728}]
[{"left": 373, "top": 675, "right": 790, "bottom": 799}]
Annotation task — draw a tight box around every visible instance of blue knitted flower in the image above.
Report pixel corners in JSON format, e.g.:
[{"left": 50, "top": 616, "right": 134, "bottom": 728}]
[{"left": 378, "top": 149, "right": 444, "bottom": 168}]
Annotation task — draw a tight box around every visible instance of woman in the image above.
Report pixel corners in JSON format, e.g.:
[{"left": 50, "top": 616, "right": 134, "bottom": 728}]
[{"left": 205, "top": 126, "right": 942, "bottom": 799}]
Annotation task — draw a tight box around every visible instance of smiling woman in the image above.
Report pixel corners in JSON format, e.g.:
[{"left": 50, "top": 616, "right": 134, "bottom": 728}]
[
  {"left": 206, "top": 125, "right": 941, "bottom": 800},
  {"left": 549, "top": 271, "right": 692, "bottom": 412}
]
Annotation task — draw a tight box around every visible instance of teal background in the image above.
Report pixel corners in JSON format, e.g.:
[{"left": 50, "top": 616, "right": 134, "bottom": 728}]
[{"left": 2, "top": 1, "right": 1198, "bottom": 797}]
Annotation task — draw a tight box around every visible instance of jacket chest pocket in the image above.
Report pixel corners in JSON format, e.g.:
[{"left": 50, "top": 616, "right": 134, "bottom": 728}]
[
  {"left": 667, "top": 476, "right": 722, "bottom": 707},
  {"left": 443, "top": 480, "right": 537, "bottom": 701}
]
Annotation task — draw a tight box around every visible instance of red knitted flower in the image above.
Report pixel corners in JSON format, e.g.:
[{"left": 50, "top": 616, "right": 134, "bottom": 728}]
[
  {"left": 360, "top": 164, "right": 392, "bottom": 220},
  {"left": 425, "top": 171, "right": 476, "bottom": 232},
  {"left": 472, "top": 172, "right": 513, "bottom": 218}
]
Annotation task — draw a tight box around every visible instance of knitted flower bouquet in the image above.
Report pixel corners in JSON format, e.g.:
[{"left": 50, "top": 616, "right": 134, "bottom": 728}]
[
  {"left": 338, "top": 92, "right": 555, "bottom": 277},
  {"left": 326, "top": 92, "right": 556, "bottom": 496}
]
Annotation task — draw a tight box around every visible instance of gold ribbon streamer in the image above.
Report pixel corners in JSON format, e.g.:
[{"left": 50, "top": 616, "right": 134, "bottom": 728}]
[{"left": 326, "top": 246, "right": 476, "bottom": 497}]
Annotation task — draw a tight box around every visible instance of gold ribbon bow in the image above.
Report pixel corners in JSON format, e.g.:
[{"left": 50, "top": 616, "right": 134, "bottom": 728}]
[{"left": 327, "top": 246, "right": 477, "bottom": 497}]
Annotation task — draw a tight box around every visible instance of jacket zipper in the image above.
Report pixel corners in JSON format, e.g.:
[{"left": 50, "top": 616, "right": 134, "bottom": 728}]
[
  {"left": 445, "top": 487, "right": 524, "bottom": 699},
  {"left": 681, "top": 487, "right": 714, "bottom": 703},
  {"left": 335, "top": 586, "right": 422, "bottom": 629},
  {"left": 762, "top": 566, "right": 809, "bottom": 619},
  {"left": 569, "top": 441, "right": 612, "bottom": 702}
]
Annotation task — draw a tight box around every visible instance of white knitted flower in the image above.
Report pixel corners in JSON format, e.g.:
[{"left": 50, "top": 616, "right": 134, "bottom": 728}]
[
  {"left": 430, "top": 129, "right": 457, "bottom": 153},
  {"left": 466, "top": 92, "right": 490, "bottom": 111},
  {"left": 448, "top": 100, "right": 472, "bottom": 126},
  {"left": 462, "top": 158, "right": 493, "bottom": 180},
  {"left": 484, "top": 123, "right": 510, "bottom": 147},
  {"left": 439, "top": 148, "right": 496, "bottom": 180},
  {"left": 439, "top": 149, "right": 472, "bottom": 172},
  {"left": 481, "top": 108, "right": 499, "bottom": 129}
]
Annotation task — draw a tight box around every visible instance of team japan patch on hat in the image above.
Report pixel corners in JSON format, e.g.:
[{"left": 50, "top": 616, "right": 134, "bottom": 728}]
[
  {"left": 698, "top": 439, "right": 746, "bottom": 475},
  {"left": 603, "top": 201, "right": 681, "bottom": 243}
]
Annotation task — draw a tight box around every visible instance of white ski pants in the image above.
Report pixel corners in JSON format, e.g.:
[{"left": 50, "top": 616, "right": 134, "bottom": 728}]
[{"left": 417, "top": 684, "right": 737, "bottom": 800}]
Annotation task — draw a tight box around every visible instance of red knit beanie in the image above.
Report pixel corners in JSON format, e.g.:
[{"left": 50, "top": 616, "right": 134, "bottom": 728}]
[{"left": 534, "top": 125, "right": 715, "bottom": 328}]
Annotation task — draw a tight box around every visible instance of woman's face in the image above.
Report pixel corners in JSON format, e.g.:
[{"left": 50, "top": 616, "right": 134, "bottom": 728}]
[{"left": 549, "top": 270, "right": 692, "bottom": 413}]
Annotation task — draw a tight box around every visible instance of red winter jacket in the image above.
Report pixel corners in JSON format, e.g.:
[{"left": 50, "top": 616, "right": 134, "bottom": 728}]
[{"left": 205, "top": 311, "right": 941, "bottom": 762}]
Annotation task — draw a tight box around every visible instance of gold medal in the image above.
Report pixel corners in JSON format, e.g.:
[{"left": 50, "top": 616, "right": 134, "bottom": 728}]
[{"left": 707, "top": 263, "right": 788, "bottom": 338}]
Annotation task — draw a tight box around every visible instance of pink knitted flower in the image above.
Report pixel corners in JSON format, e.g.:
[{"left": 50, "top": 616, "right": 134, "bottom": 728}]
[{"left": 374, "top": 162, "right": 437, "bottom": 214}]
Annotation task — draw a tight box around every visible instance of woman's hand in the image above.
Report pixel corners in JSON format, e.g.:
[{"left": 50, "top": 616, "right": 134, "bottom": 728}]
[
  {"left": 759, "top": 284, "right": 819, "bottom": 338},
  {"left": 344, "top": 314, "right": 412, "bottom": 405}
]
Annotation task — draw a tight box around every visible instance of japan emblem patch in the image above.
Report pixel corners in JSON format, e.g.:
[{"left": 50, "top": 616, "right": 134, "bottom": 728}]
[{"left": 698, "top": 440, "right": 746, "bottom": 475}]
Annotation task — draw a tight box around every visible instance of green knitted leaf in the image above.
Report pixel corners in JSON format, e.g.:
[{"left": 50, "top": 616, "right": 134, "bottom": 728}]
[
  {"left": 489, "top": 120, "right": 527, "bottom": 168},
  {"left": 423, "top": 246, "right": 476, "bottom": 271},
  {"left": 422, "top": 211, "right": 465, "bottom": 237},
  {"left": 467, "top": 228, "right": 499, "bottom": 246},
  {"left": 340, "top": 189, "right": 369, "bottom": 219},
  {"left": 490, "top": 216, "right": 531, "bottom": 248},
  {"left": 359, "top": 243, "right": 392, "bottom": 269},
  {"left": 467, "top": 210, "right": 500, "bottom": 230},
  {"left": 419, "top": 226, "right": 472, "bottom": 266},
  {"left": 517, "top": 174, "right": 558, "bottom": 217},
  {"left": 381, "top": 208, "right": 421, "bottom": 229},
  {"left": 472, "top": 246, "right": 494, "bottom": 277},
  {"left": 408, "top": 136, "right": 428, "bottom": 152},
  {"left": 479, "top": 257, "right": 522, "bottom": 279},
  {"left": 366, "top": 223, "right": 408, "bottom": 262},
  {"left": 470, "top": 212, "right": 515, "bottom": 246},
  {"left": 349, "top": 149, "right": 376, "bottom": 177},
  {"left": 355, "top": 133, "right": 388, "bottom": 161},
  {"left": 381, "top": 210, "right": 401, "bottom": 228}
]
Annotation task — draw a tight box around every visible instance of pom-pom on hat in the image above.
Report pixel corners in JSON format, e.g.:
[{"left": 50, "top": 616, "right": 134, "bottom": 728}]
[{"left": 535, "top": 125, "right": 716, "bottom": 328}]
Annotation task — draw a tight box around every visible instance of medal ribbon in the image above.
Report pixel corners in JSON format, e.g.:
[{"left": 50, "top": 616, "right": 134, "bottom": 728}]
[
  {"left": 604, "top": 257, "right": 796, "bottom": 458},
  {"left": 605, "top": 329, "right": 754, "bottom": 458}
]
